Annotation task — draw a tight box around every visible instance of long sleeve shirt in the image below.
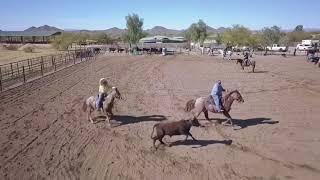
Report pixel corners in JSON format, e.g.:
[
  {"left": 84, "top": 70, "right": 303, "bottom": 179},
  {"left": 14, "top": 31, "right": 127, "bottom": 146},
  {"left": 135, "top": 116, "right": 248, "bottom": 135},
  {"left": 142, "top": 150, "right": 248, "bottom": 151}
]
[{"left": 211, "top": 83, "right": 225, "bottom": 97}]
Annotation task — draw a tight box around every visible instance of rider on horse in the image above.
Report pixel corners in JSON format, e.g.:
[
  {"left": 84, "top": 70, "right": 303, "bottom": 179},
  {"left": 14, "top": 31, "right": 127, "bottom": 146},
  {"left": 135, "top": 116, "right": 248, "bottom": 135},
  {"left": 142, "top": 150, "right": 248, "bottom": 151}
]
[
  {"left": 210, "top": 80, "right": 226, "bottom": 112},
  {"left": 243, "top": 48, "right": 250, "bottom": 66},
  {"left": 96, "top": 78, "right": 111, "bottom": 111}
]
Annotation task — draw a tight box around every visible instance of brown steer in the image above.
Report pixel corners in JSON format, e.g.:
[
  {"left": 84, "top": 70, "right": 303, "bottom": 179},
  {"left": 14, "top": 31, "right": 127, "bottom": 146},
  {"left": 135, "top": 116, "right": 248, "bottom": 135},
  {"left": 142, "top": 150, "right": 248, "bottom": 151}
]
[{"left": 151, "top": 118, "right": 200, "bottom": 149}]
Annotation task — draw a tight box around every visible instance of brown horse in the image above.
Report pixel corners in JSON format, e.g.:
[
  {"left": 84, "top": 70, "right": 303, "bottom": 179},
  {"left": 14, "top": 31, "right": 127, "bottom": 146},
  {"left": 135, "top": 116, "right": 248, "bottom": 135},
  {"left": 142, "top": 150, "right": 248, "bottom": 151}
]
[
  {"left": 236, "top": 59, "right": 256, "bottom": 72},
  {"left": 82, "top": 87, "right": 123, "bottom": 124},
  {"left": 185, "top": 90, "right": 244, "bottom": 126}
]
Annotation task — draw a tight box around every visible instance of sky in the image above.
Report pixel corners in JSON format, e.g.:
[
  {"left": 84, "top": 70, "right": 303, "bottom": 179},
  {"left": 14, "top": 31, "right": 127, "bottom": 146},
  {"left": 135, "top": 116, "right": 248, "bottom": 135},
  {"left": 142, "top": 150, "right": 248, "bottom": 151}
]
[{"left": 1, "top": 0, "right": 320, "bottom": 31}]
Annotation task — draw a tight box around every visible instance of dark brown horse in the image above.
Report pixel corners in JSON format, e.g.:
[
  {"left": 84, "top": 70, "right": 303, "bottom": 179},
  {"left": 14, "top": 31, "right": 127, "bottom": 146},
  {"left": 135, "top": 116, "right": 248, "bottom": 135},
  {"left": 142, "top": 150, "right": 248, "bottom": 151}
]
[
  {"left": 236, "top": 59, "right": 256, "bottom": 72},
  {"left": 82, "top": 87, "right": 123, "bottom": 125},
  {"left": 185, "top": 90, "right": 244, "bottom": 126}
]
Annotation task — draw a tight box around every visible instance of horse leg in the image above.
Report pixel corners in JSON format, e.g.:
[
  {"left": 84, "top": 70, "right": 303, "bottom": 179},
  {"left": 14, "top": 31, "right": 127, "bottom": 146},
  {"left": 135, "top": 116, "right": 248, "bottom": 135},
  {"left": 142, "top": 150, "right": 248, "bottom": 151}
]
[
  {"left": 89, "top": 108, "right": 94, "bottom": 124},
  {"left": 159, "top": 137, "right": 167, "bottom": 146},
  {"left": 184, "top": 135, "right": 189, "bottom": 141},
  {"left": 188, "top": 132, "right": 197, "bottom": 141},
  {"left": 153, "top": 139, "right": 158, "bottom": 149},
  {"left": 222, "top": 111, "right": 233, "bottom": 126},
  {"left": 192, "top": 109, "right": 202, "bottom": 120},
  {"left": 105, "top": 112, "right": 111, "bottom": 125},
  {"left": 203, "top": 110, "right": 209, "bottom": 120}
]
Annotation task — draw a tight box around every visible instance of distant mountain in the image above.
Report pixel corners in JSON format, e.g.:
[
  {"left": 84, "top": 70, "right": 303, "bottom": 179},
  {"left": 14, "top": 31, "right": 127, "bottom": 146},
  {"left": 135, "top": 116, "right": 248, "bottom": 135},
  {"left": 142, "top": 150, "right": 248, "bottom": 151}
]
[
  {"left": 304, "top": 28, "right": 320, "bottom": 32},
  {"left": 103, "top": 27, "right": 126, "bottom": 36},
  {"left": 37, "top": 25, "right": 232, "bottom": 37},
  {"left": 145, "top": 26, "right": 183, "bottom": 36},
  {"left": 206, "top": 26, "right": 229, "bottom": 33},
  {"left": 24, "top": 25, "right": 62, "bottom": 32}
]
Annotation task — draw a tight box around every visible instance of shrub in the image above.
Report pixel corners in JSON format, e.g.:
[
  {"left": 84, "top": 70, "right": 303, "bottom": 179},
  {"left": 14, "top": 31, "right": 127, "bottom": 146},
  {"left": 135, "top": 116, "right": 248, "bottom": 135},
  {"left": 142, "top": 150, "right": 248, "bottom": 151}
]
[
  {"left": 5, "top": 45, "right": 18, "bottom": 51},
  {"left": 23, "top": 46, "right": 35, "bottom": 53}
]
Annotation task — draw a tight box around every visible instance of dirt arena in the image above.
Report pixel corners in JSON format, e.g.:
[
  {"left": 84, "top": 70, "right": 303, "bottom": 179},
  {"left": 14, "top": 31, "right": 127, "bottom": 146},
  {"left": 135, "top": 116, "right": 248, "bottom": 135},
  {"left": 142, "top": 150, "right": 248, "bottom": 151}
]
[{"left": 0, "top": 54, "right": 320, "bottom": 180}]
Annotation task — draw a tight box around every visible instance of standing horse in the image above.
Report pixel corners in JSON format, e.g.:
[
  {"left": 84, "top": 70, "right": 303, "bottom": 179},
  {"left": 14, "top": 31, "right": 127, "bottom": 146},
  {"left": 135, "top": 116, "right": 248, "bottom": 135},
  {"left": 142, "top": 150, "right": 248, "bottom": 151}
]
[
  {"left": 82, "top": 87, "right": 123, "bottom": 124},
  {"left": 184, "top": 90, "right": 244, "bottom": 127},
  {"left": 236, "top": 59, "right": 256, "bottom": 72},
  {"left": 218, "top": 49, "right": 233, "bottom": 60}
]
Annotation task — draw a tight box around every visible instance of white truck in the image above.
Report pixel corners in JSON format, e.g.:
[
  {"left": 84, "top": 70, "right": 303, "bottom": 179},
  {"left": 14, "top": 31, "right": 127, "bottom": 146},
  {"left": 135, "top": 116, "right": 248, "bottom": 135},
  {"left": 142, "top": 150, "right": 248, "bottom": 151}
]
[
  {"left": 302, "top": 39, "right": 319, "bottom": 45},
  {"left": 296, "top": 40, "right": 319, "bottom": 51},
  {"left": 266, "top": 44, "right": 287, "bottom": 52}
]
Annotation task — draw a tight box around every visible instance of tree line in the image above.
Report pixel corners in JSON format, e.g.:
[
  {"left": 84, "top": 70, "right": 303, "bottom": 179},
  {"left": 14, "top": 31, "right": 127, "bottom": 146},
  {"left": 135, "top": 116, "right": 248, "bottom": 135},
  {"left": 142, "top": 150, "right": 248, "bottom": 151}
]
[
  {"left": 184, "top": 20, "right": 313, "bottom": 48},
  {"left": 52, "top": 14, "right": 316, "bottom": 50}
]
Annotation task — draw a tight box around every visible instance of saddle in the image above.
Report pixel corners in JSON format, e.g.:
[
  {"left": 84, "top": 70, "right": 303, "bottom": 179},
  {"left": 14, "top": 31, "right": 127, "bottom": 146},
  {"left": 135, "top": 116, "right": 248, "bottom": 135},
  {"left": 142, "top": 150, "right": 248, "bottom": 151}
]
[{"left": 205, "top": 95, "right": 223, "bottom": 110}]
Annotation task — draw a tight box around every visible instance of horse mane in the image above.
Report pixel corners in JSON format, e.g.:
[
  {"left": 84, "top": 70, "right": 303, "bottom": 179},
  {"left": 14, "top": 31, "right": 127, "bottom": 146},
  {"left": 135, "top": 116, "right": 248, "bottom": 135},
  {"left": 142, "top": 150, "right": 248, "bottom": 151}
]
[{"left": 223, "top": 90, "right": 238, "bottom": 101}]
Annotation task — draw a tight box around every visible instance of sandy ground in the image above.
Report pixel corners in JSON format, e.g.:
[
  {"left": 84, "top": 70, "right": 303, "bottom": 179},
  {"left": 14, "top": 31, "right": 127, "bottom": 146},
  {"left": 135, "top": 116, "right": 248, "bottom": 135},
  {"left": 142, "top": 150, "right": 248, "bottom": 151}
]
[
  {"left": 0, "top": 44, "right": 61, "bottom": 65},
  {"left": 0, "top": 54, "right": 320, "bottom": 180}
]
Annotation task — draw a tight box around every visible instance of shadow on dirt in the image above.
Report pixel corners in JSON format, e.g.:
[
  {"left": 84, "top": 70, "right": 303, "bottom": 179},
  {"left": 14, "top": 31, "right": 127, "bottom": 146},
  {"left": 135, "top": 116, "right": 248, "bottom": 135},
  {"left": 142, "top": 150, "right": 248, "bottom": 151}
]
[
  {"left": 170, "top": 139, "right": 232, "bottom": 148},
  {"left": 206, "top": 117, "right": 278, "bottom": 129},
  {"left": 94, "top": 114, "right": 167, "bottom": 126},
  {"left": 113, "top": 115, "right": 167, "bottom": 126},
  {"left": 248, "top": 70, "right": 269, "bottom": 73}
]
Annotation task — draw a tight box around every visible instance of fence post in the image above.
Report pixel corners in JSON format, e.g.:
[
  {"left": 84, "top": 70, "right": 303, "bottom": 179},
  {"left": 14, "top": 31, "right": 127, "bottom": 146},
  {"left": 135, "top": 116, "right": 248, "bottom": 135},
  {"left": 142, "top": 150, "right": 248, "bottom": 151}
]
[
  {"left": 51, "top": 56, "right": 56, "bottom": 71},
  {"left": 80, "top": 50, "right": 83, "bottom": 61},
  {"left": 10, "top": 63, "right": 13, "bottom": 77},
  {"left": 68, "top": 51, "right": 71, "bottom": 62},
  {"left": 17, "top": 62, "right": 20, "bottom": 77},
  {"left": 0, "top": 66, "right": 2, "bottom": 91},
  {"left": 73, "top": 52, "right": 76, "bottom": 64},
  {"left": 41, "top": 58, "right": 44, "bottom": 76},
  {"left": 51, "top": 56, "right": 54, "bottom": 67},
  {"left": 27, "top": 59, "right": 31, "bottom": 72},
  {"left": 22, "top": 65, "right": 26, "bottom": 83}
]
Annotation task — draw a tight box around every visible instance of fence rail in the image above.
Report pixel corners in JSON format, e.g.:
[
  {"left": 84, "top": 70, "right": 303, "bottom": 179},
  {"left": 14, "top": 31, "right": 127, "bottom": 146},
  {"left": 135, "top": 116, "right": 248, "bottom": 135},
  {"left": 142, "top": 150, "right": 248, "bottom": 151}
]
[{"left": 0, "top": 49, "right": 96, "bottom": 91}]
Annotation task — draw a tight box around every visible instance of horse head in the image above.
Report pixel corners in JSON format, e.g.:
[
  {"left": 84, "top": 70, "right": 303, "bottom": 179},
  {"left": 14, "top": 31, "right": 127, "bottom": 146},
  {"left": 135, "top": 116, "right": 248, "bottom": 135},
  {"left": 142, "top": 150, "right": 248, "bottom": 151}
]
[
  {"left": 224, "top": 90, "right": 244, "bottom": 103},
  {"left": 111, "top": 87, "right": 123, "bottom": 100},
  {"left": 231, "top": 90, "right": 244, "bottom": 103}
]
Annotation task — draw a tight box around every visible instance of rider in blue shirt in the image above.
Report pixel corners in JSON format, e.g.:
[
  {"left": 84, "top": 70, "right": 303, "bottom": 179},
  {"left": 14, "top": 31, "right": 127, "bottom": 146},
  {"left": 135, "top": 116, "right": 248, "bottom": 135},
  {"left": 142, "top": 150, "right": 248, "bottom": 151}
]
[{"left": 211, "top": 80, "right": 226, "bottom": 112}]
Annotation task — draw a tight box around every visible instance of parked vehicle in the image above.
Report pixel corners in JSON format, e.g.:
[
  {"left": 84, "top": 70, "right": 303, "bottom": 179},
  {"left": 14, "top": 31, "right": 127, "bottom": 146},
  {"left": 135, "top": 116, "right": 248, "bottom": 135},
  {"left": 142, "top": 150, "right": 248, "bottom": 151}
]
[
  {"left": 296, "top": 44, "right": 314, "bottom": 51},
  {"left": 266, "top": 44, "right": 287, "bottom": 52},
  {"left": 302, "top": 40, "right": 319, "bottom": 46}
]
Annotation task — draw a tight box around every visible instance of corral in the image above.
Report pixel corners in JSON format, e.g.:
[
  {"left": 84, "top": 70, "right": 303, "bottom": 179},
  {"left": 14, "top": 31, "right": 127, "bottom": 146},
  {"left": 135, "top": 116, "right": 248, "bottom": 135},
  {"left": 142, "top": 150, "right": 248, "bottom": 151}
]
[{"left": 0, "top": 54, "right": 320, "bottom": 180}]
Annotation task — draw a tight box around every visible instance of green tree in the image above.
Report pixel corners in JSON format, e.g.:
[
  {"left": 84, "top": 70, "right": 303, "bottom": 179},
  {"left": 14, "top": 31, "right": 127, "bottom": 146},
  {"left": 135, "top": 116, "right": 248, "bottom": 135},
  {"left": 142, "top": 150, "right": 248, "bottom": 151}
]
[
  {"left": 185, "top": 23, "right": 199, "bottom": 42},
  {"left": 279, "top": 35, "right": 290, "bottom": 46},
  {"left": 261, "top": 26, "right": 282, "bottom": 46},
  {"left": 91, "top": 33, "right": 114, "bottom": 44},
  {"left": 283, "top": 25, "right": 312, "bottom": 44},
  {"left": 289, "top": 31, "right": 310, "bottom": 43},
  {"left": 52, "top": 32, "right": 76, "bottom": 50},
  {"left": 184, "top": 20, "right": 208, "bottom": 46},
  {"left": 248, "top": 33, "right": 263, "bottom": 48},
  {"left": 198, "top": 20, "right": 207, "bottom": 45},
  {"left": 222, "top": 25, "right": 251, "bottom": 46},
  {"left": 125, "top": 13, "right": 144, "bottom": 47},
  {"left": 294, "top": 25, "right": 304, "bottom": 32},
  {"left": 215, "top": 33, "right": 223, "bottom": 45}
]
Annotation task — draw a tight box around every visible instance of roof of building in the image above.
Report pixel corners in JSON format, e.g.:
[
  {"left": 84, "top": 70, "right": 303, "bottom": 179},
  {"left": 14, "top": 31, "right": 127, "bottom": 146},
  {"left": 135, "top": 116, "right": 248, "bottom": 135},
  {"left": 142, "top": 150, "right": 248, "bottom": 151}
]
[
  {"left": 0, "top": 31, "right": 62, "bottom": 37},
  {"left": 139, "top": 35, "right": 186, "bottom": 43}
]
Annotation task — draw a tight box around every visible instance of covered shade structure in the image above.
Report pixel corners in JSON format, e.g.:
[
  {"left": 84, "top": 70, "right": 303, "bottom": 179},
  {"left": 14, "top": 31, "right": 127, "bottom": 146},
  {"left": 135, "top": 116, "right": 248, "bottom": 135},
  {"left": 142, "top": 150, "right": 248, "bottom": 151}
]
[{"left": 0, "top": 31, "right": 62, "bottom": 43}]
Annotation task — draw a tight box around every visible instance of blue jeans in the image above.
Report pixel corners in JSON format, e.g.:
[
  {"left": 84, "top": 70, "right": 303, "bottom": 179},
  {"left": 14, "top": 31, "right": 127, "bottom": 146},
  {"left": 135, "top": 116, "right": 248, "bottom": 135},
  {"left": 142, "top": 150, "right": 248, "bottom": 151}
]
[
  {"left": 96, "top": 93, "right": 106, "bottom": 109},
  {"left": 213, "top": 95, "right": 222, "bottom": 111}
]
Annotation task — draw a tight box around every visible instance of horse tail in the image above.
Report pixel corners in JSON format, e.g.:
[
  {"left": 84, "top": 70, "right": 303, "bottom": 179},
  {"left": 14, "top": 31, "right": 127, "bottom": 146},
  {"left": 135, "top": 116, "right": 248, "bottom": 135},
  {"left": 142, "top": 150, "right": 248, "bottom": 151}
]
[
  {"left": 151, "top": 124, "right": 158, "bottom": 139},
  {"left": 82, "top": 100, "right": 87, "bottom": 112},
  {"left": 184, "top": 99, "right": 196, "bottom": 112}
]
